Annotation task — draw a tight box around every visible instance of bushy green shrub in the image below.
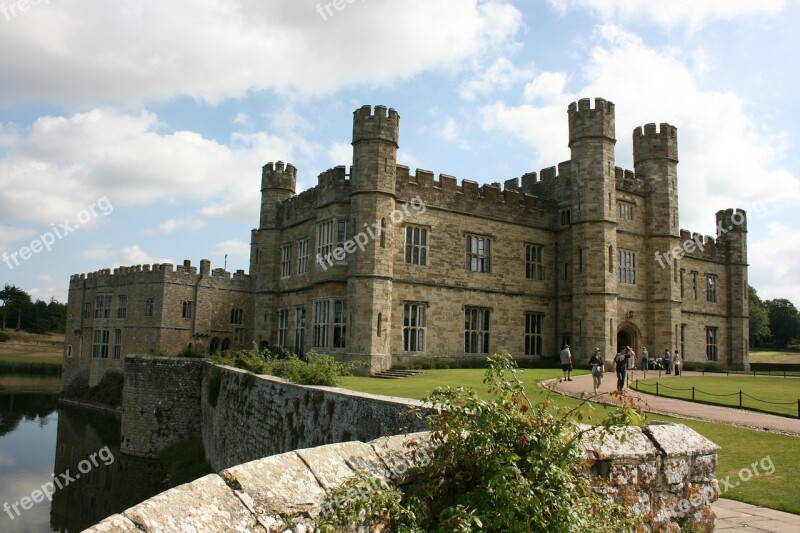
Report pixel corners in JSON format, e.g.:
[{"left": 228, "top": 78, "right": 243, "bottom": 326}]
[
  {"left": 0, "top": 331, "right": 10, "bottom": 343},
  {"left": 280, "top": 351, "right": 353, "bottom": 387},
  {"left": 210, "top": 348, "right": 353, "bottom": 387},
  {"left": 318, "top": 353, "right": 640, "bottom": 532},
  {"left": 177, "top": 345, "right": 205, "bottom": 358}
]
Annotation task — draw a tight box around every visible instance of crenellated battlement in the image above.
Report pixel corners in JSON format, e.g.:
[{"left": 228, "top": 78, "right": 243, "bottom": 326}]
[
  {"left": 615, "top": 166, "right": 643, "bottom": 193},
  {"left": 70, "top": 260, "right": 251, "bottom": 287},
  {"left": 678, "top": 230, "right": 727, "bottom": 263},
  {"left": 715, "top": 208, "right": 747, "bottom": 235},
  {"left": 633, "top": 123, "right": 678, "bottom": 164},
  {"left": 352, "top": 104, "right": 399, "bottom": 146},
  {"left": 568, "top": 97, "right": 615, "bottom": 145},
  {"left": 261, "top": 161, "right": 297, "bottom": 193}
]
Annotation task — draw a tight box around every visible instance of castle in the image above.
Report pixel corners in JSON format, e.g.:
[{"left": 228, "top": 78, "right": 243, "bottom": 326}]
[{"left": 62, "top": 98, "right": 749, "bottom": 386}]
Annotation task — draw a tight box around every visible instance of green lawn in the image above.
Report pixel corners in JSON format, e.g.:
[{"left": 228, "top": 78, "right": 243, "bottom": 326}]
[
  {"left": 339, "top": 369, "right": 800, "bottom": 515},
  {"left": 634, "top": 376, "right": 800, "bottom": 417},
  {"left": 0, "top": 353, "right": 63, "bottom": 365}
]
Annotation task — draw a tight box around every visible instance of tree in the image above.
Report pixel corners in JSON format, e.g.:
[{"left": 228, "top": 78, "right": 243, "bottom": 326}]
[
  {"left": 0, "top": 284, "right": 31, "bottom": 331},
  {"left": 748, "top": 287, "right": 771, "bottom": 347},
  {"left": 764, "top": 298, "right": 800, "bottom": 349}
]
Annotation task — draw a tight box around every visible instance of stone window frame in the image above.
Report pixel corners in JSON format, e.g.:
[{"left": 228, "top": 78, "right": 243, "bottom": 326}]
[
  {"left": 145, "top": 298, "right": 155, "bottom": 317},
  {"left": 706, "top": 326, "right": 718, "bottom": 361},
  {"left": 691, "top": 271, "right": 698, "bottom": 300},
  {"left": 525, "top": 311, "right": 544, "bottom": 356},
  {"left": 116, "top": 294, "right": 128, "bottom": 319},
  {"left": 618, "top": 201, "right": 634, "bottom": 221},
  {"left": 464, "top": 306, "right": 491, "bottom": 354},
  {"left": 234, "top": 328, "right": 245, "bottom": 345},
  {"left": 316, "top": 219, "right": 335, "bottom": 268},
  {"left": 297, "top": 238, "right": 309, "bottom": 275},
  {"left": 277, "top": 308, "right": 289, "bottom": 347},
  {"left": 294, "top": 306, "right": 306, "bottom": 355},
  {"left": 94, "top": 293, "right": 112, "bottom": 319},
  {"left": 617, "top": 249, "right": 637, "bottom": 285},
  {"left": 113, "top": 329, "right": 122, "bottom": 359},
  {"left": 281, "top": 243, "right": 292, "bottom": 278},
  {"left": 402, "top": 302, "right": 426, "bottom": 352},
  {"left": 312, "top": 300, "right": 330, "bottom": 348},
  {"left": 404, "top": 225, "right": 429, "bottom": 266},
  {"left": 465, "top": 234, "right": 492, "bottom": 274},
  {"left": 332, "top": 300, "right": 347, "bottom": 348},
  {"left": 181, "top": 301, "right": 193, "bottom": 319},
  {"left": 525, "top": 244, "right": 545, "bottom": 281},
  {"left": 230, "top": 308, "right": 244, "bottom": 326},
  {"left": 706, "top": 274, "right": 718, "bottom": 303},
  {"left": 82, "top": 302, "right": 92, "bottom": 319},
  {"left": 92, "top": 328, "right": 110, "bottom": 359},
  {"left": 559, "top": 208, "right": 571, "bottom": 227}
]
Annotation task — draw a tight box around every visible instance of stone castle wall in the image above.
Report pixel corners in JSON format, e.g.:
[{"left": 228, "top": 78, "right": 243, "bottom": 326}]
[
  {"left": 120, "top": 356, "right": 204, "bottom": 457},
  {"left": 87, "top": 425, "right": 720, "bottom": 532}
]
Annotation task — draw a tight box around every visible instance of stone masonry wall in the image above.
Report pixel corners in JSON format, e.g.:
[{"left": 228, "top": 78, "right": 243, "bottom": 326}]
[
  {"left": 87, "top": 423, "right": 720, "bottom": 533},
  {"left": 202, "top": 364, "right": 430, "bottom": 472},
  {"left": 120, "top": 356, "right": 204, "bottom": 457}
]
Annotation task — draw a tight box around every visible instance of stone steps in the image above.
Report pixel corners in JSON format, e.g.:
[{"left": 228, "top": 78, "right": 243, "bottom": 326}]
[{"left": 373, "top": 369, "right": 424, "bottom": 379}]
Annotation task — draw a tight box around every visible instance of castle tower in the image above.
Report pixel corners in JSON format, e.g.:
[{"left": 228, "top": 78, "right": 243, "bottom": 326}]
[
  {"left": 567, "top": 98, "right": 618, "bottom": 360},
  {"left": 633, "top": 124, "right": 681, "bottom": 355},
  {"left": 716, "top": 208, "right": 749, "bottom": 369},
  {"left": 251, "top": 161, "right": 296, "bottom": 342},
  {"left": 347, "top": 105, "right": 399, "bottom": 373}
]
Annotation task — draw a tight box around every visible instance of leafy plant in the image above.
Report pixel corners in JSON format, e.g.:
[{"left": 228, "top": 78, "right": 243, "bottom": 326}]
[
  {"left": 318, "top": 353, "right": 640, "bottom": 532},
  {"left": 210, "top": 348, "right": 354, "bottom": 387}
]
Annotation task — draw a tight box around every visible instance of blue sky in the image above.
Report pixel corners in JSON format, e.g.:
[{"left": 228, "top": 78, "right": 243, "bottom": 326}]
[{"left": 0, "top": 0, "right": 798, "bottom": 305}]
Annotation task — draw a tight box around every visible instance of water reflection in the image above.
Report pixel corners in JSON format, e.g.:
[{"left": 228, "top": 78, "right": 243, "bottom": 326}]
[{"left": 0, "top": 376, "right": 167, "bottom": 532}]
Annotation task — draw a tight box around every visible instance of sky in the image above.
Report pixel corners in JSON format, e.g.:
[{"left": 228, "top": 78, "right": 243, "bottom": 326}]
[{"left": 0, "top": 0, "right": 798, "bottom": 306}]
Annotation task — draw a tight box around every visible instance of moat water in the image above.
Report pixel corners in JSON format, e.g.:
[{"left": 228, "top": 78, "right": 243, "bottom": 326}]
[{"left": 0, "top": 375, "right": 167, "bottom": 532}]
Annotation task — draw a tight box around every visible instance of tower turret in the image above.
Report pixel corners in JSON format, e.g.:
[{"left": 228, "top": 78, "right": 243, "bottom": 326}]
[
  {"left": 716, "top": 208, "right": 749, "bottom": 369},
  {"left": 259, "top": 161, "right": 297, "bottom": 229},
  {"left": 348, "top": 105, "right": 399, "bottom": 373},
  {"left": 566, "top": 98, "right": 618, "bottom": 359}
]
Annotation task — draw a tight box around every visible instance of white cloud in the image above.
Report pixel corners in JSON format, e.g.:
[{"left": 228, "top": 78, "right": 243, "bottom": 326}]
[
  {"left": 0, "top": 1, "right": 522, "bottom": 107},
  {"left": 523, "top": 71, "right": 568, "bottom": 104},
  {"left": 143, "top": 216, "right": 206, "bottom": 236},
  {"left": 459, "top": 57, "right": 534, "bottom": 101},
  {"left": 120, "top": 245, "right": 171, "bottom": 266},
  {"left": 436, "top": 117, "right": 472, "bottom": 150},
  {"left": 0, "top": 109, "right": 295, "bottom": 226},
  {"left": 750, "top": 223, "right": 800, "bottom": 305},
  {"left": 481, "top": 24, "right": 800, "bottom": 234},
  {"left": 213, "top": 239, "right": 250, "bottom": 258},
  {"left": 548, "top": 0, "right": 785, "bottom": 29},
  {"left": 82, "top": 243, "right": 115, "bottom": 262},
  {"left": 328, "top": 141, "right": 352, "bottom": 166},
  {"left": 0, "top": 224, "right": 37, "bottom": 253}
]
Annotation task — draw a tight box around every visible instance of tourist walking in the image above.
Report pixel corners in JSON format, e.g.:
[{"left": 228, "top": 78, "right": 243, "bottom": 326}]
[
  {"left": 642, "top": 347, "right": 649, "bottom": 371},
  {"left": 588, "top": 348, "right": 604, "bottom": 394},
  {"left": 560, "top": 344, "right": 573, "bottom": 381},
  {"left": 673, "top": 351, "right": 681, "bottom": 376},
  {"left": 613, "top": 349, "right": 629, "bottom": 392},
  {"left": 664, "top": 349, "right": 672, "bottom": 375}
]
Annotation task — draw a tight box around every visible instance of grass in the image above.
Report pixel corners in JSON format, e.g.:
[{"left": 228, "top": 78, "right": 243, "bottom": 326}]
[
  {"left": 634, "top": 376, "right": 800, "bottom": 418},
  {"left": 749, "top": 350, "right": 800, "bottom": 364},
  {"left": 0, "top": 353, "right": 63, "bottom": 374},
  {"left": 339, "top": 368, "right": 800, "bottom": 515}
]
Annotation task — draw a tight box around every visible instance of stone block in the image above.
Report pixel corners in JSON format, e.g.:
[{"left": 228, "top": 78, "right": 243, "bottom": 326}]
[
  {"left": 221, "top": 451, "right": 326, "bottom": 518},
  {"left": 295, "top": 441, "right": 390, "bottom": 492},
  {"left": 369, "top": 431, "right": 434, "bottom": 484},
  {"left": 83, "top": 514, "right": 141, "bottom": 532},
  {"left": 121, "top": 474, "right": 258, "bottom": 532},
  {"left": 643, "top": 423, "right": 719, "bottom": 457}
]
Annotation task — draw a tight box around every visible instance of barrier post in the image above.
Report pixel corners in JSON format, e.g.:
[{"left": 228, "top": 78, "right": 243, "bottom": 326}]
[
  {"left": 692, "top": 387, "right": 695, "bottom": 401},
  {"left": 739, "top": 390, "right": 743, "bottom": 408}
]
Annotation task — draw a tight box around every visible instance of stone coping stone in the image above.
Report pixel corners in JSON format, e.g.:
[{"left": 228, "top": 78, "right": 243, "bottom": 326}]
[
  {"left": 221, "top": 451, "right": 327, "bottom": 518},
  {"left": 295, "top": 441, "right": 390, "bottom": 491},
  {"left": 119, "top": 473, "right": 259, "bottom": 532},
  {"left": 581, "top": 425, "right": 659, "bottom": 461},
  {"left": 83, "top": 513, "right": 141, "bottom": 532},
  {"left": 369, "top": 431, "right": 435, "bottom": 484},
  {"left": 644, "top": 422, "right": 720, "bottom": 456}
]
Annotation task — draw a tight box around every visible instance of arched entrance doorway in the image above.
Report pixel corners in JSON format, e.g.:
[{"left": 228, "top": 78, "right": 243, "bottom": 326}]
[
  {"left": 209, "top": 337, "right": 219, "bottom": 355},
  {"left": 616, "top": 322, "right": 640, "bottom": 360}
]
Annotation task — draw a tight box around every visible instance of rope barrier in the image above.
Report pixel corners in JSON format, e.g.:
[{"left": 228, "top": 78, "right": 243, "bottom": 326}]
[{"left": 635, "top": 378, "right": 799, "bottom": 417}]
